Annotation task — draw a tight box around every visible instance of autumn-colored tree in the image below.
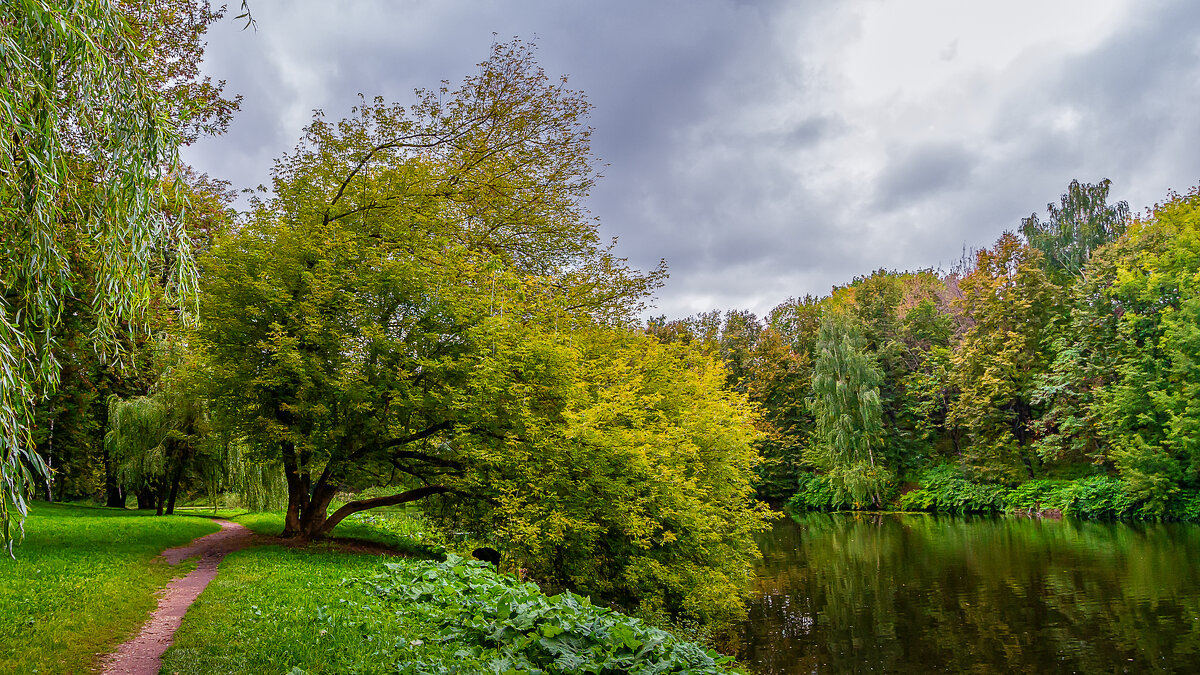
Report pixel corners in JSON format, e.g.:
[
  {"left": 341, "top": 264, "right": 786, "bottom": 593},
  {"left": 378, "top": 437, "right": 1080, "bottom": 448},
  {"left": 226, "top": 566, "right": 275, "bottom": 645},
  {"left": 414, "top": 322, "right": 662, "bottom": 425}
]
[
  {"left": 437, "top": 326, "right": 769, "bottom": 624},
  {"left": 949, "top": 233, "right": 1060, "bottom": 484},
  {"left": 199, "top": 40, "right": 666, "bottom": 539},
  {"left": 197, "top": 42, "right": 773, "bottom": 623},
  {"left": 741, "top": 297, "right": 822, "bottom": 502}
]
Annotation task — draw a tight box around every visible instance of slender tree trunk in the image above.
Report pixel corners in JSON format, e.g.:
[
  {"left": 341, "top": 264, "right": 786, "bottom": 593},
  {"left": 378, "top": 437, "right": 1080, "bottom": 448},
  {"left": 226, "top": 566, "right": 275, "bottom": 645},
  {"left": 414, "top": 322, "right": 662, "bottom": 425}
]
[
  {"left": 155, "top": 473, "right": 168, "bottom": 516},
  {"left": 40, "top": 466, "right": 52, "bottom": 502},
  {"left": 104, "top": 448, "right": 125, "bottom": 508},
  {"left": 165, "top": 443, "right": 189, "bottom": 516},
  {"left": 100, "top": 369, "right": 126, "bottom": 508}
]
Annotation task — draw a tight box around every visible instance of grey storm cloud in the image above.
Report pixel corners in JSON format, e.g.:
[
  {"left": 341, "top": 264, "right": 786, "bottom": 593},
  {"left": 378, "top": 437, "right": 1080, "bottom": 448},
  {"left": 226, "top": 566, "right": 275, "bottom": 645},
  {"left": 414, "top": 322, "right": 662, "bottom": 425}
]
[
  {"left": 873, "top": 144, "right": 976, "bottom": 210},
  {"left": 183, "top": 0, "right": 1200, "bottom": 319}
]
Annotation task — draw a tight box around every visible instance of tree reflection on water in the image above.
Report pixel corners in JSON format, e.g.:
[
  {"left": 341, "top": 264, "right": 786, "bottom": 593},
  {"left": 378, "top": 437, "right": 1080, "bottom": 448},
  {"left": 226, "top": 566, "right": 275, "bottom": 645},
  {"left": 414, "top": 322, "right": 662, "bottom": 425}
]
[{"left": 739, "top": 512, "right": 1200, "bottom": 674}]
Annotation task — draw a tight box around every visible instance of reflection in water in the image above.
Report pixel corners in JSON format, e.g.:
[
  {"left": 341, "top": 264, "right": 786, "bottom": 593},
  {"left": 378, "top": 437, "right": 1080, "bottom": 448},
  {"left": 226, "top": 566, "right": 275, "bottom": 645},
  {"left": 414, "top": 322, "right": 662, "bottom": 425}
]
[{"left": 738, "top": 513, "right": 1200, "bottom": 674}]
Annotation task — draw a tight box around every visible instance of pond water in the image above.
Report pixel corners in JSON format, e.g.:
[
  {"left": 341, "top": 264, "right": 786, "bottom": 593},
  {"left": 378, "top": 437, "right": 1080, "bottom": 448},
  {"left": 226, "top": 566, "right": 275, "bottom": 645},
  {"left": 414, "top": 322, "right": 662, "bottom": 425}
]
[{"left": 735, "top": 512, "right": 1200, "bottom": 674}]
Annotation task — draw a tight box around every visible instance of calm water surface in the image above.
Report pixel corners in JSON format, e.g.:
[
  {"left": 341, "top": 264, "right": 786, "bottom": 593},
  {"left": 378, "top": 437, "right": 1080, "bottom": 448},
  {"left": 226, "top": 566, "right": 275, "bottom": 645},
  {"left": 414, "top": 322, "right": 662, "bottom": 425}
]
[{"left": 737, "top": 512, "right": 1200, "bottom": 674}]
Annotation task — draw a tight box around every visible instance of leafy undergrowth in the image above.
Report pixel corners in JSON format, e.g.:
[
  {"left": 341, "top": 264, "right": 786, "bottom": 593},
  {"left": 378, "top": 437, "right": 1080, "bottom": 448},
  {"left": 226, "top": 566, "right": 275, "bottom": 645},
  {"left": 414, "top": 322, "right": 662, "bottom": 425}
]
[
  {"left": 896, "top": 466, "right": 1200, "bottom": 520},
  {"left": 164, "top": 548, "right": 740, "bottom": 674},
  {"left": 0, "top": 502, "right": 219, "bottom": 674},
  {"left": 789, "top": 465, "right": 1200, "bottom": 522}
]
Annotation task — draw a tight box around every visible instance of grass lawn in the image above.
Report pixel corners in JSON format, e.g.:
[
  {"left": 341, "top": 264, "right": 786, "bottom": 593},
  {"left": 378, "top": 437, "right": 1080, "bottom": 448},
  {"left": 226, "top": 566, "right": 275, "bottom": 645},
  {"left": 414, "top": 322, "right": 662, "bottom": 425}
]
[{"left": 0, "top": 502, "right": 220, "bottom": 674}]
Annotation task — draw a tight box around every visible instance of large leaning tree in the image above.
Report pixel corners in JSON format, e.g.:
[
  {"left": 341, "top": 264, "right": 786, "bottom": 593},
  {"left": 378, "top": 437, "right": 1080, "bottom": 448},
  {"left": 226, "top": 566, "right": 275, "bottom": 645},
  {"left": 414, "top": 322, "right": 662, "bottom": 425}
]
[
  {"left": 198, "top": 40, "right": 666, "bottom": 539},
  {"left": 0, "top": 0, "right": 232, "bottom": 543},
  {"left": 198, "top": 42, "right": 770, "bottom": 623}
]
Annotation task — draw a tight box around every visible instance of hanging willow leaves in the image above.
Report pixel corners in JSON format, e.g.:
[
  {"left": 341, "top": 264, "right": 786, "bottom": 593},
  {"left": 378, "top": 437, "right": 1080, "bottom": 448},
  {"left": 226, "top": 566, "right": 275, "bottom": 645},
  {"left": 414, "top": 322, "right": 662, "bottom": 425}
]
[
  {"left": 0, "top": 1, "right": 193, "bottom": 547},
  {"left": 106, "top": 354, "right": 208, "bottom": 516}
]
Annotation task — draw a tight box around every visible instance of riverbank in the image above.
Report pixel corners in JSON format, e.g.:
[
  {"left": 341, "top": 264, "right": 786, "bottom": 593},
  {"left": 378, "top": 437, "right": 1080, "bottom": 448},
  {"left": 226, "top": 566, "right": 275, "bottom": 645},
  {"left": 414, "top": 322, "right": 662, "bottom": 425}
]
[
  {"left": 0, "top": 504, "right": 740, "bottom": 674},
  {"left": 787, "top": 466, "right": 1200, "bottom": 521}
]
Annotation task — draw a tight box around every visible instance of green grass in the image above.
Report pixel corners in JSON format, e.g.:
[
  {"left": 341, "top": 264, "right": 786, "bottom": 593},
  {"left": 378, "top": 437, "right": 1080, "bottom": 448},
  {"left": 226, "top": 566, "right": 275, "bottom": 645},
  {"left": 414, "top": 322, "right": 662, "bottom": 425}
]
[
  {"left": 231, "top": 508, "right": 448, "bottom": 557},
  {"left": 0, "top": 502, "right": 220, "bottom": 674},
  {"left": 170, "top": 505, "right": 252, "bottom": 519},
  {"left": 163, "top": 548, "right": 740, "bottom": 674}
]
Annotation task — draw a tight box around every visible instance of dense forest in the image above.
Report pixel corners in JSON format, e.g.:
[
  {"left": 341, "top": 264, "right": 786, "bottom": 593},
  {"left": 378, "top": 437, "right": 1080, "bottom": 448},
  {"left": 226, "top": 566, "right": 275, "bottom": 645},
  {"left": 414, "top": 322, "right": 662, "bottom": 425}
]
[{"left": 653, "top": 178, "right": 1200, "bottom": 522}]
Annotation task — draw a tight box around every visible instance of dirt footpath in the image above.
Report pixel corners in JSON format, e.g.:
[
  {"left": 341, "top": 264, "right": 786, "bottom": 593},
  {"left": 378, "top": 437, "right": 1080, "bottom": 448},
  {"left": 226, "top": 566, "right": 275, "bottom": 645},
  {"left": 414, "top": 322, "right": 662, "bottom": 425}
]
[{"left": 99, "top": 519, "right": 257, "bottom": 675}]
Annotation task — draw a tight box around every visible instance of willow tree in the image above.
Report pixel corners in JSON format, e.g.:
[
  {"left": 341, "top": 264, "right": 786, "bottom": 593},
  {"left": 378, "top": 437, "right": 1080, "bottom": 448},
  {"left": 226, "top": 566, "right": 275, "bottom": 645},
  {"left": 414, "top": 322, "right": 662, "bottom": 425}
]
[
  {"left": 806, "top": 310, "right": 891, "bottom": 507},
  {"left": 107, "top": 386, "right": 206, "bottom": 515},
  {"left": 0, "top": 1, "right": 205, "bottom": 544}
]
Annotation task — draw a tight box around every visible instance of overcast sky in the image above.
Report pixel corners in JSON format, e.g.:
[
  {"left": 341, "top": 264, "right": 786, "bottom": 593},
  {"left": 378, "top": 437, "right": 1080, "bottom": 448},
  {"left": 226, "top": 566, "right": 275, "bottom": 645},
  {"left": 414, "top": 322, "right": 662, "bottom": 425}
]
[{"left": 182, "top": 0, "right": 1200, "bottom": 320}]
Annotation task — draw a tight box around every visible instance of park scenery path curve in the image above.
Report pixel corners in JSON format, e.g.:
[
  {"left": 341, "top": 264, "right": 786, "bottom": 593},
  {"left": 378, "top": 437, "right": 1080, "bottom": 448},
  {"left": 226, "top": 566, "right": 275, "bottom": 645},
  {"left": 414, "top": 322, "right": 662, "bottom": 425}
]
[{"left": 99, "top": 519, "right": 257, "bottom": 675}]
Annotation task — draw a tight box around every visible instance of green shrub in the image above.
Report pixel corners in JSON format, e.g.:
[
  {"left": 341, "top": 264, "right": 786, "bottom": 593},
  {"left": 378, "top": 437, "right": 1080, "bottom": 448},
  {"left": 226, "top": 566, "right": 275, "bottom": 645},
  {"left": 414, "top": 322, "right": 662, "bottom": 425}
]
[
  {"left": 1061, "top": 476, "right": 1137, "bottom": 519},
  {"left": 787, "top": 473, "right": 851, "bottom": 512},
  {"left": 1002, "top": 479, "right": 1072, "bottom": 513},
  {"left": 1165, "top": 487, "right": 1200, "bottom": 521},
  {"left": 898, "top": 465, "right": 1007, "bottom": 514},
  {"left": 166, "top": 546, "right": 742, "bottom": 674},
  {"left": 895, "top": 466, "right": 1200, "bottom": 522}
]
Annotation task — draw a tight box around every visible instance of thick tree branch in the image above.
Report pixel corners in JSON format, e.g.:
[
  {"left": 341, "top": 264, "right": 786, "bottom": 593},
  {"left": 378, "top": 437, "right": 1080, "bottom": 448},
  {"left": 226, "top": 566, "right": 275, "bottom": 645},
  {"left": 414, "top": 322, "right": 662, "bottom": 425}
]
[
  {"left": 378, "top": 420, "right": 453, "bottom": 451},
  {"left": 316, "top": 485, "right": 450, "bottom": 537}
]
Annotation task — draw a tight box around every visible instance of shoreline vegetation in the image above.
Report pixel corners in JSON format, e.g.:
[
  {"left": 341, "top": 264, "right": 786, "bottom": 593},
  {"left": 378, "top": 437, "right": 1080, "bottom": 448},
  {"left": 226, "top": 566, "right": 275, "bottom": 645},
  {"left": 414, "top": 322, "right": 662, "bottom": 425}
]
[{"left": 788, "top": 468, "right": 1200, "bottom": 522}]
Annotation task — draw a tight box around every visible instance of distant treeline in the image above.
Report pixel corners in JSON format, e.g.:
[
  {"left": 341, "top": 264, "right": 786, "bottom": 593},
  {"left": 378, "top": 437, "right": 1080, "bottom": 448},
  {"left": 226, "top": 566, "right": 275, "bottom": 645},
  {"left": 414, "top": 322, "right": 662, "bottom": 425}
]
[{"left": 648, "top": 180, "right": 1200, "bottom": 521}]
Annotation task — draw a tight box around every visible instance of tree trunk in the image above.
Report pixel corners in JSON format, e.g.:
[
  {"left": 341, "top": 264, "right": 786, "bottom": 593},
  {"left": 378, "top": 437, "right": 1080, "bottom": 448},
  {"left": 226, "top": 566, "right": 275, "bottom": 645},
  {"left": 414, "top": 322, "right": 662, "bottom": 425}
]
[
  {"left": 165, "top": 459, "right": 184, "bottom": 515},
  {"left": 165, "top": 441, "right": 192, "bottom": 516},
  {"left": 104, "top": 452, "right": 125, "bottom": 508},
  {"left": 100, "top": 379, "right": 126, "bottom": 508},
  {"left": 296, "top": 490, "right": 334, "bottom": 539},
  {"left": 136, "top": 486, "right": 156, "bottom": 510},
  {"left": 280, "top": 443, "right": 309, "bottom": 537},
  {"left": 155, "top": 475, "right": 168, "bottom": 516}
]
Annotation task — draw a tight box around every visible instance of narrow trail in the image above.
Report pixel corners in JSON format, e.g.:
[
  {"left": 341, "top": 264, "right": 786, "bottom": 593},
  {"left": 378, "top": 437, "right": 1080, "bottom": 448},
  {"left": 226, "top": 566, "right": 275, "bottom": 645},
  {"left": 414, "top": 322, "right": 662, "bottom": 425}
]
[{"left": 99, "top": 519, "right": 257, "bottom": 675}]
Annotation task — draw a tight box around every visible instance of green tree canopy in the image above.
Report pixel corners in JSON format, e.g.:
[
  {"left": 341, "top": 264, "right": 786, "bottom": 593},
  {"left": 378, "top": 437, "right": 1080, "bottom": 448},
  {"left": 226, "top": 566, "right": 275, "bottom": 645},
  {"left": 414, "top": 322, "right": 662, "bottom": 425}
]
[
  {"left": 950, "top": 233, "right": 1060, "bottom": 484},
  {"left": 1037, "top": 189, "right": 1200, "bottom": 514},
  {"left": 1020, "top": 178, "right": 1131, "bottom": 280},
  {"left": 200, "top": 41, "right": 663, "bottom": 540},
  {"left": 197, "top": 42, "right": 768, "bottom": 623}
]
